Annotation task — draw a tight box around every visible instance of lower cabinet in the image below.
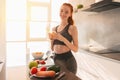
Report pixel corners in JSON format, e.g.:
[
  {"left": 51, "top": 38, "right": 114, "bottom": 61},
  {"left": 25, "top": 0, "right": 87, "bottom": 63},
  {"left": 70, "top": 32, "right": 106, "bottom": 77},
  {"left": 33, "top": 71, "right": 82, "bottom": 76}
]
[{"left": 74, "top": 50, "right": 120, "bottom": 80}]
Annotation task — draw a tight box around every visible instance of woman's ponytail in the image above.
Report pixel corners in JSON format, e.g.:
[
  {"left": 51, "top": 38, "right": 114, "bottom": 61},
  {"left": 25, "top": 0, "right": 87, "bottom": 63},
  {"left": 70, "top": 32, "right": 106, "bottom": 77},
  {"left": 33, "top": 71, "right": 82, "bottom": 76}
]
[{"left": 68, "top": 16, "right": 74, "bottom": 25}]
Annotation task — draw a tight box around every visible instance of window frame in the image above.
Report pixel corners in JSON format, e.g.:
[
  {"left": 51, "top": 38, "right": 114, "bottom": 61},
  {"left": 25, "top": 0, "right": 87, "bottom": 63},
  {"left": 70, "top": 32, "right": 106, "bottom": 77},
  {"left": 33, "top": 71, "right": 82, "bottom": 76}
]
[{"left": 26, "top": 1, "right": 51, "bottom": 41}]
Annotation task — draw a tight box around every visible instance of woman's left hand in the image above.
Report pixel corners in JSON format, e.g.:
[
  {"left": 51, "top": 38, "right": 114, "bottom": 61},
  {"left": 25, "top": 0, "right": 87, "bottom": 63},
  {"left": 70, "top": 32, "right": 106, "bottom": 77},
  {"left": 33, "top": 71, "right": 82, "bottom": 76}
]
[{"left": 56, "top": 33, "right": 64, "bottom": 42}]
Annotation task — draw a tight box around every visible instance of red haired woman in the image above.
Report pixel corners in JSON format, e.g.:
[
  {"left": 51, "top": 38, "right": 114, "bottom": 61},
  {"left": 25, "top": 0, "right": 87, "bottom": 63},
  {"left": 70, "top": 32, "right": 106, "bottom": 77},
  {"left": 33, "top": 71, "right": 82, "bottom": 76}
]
[{"left": 49, "top": 3, "right": 78, "bottom": 74}]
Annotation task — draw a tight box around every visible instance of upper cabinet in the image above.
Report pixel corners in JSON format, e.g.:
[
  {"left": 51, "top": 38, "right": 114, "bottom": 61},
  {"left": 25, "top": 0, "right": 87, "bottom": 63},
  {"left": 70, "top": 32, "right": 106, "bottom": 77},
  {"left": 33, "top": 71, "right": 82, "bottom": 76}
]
[{"left": 82, "top": 0, "right": 120, "bottom": 12}]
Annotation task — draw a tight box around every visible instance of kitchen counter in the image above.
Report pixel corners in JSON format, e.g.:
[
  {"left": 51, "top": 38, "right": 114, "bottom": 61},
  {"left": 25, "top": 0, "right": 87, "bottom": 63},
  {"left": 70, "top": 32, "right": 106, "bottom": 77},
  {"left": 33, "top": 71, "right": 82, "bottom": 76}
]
[
  {"left": 98, "top": 53, "right": 120, "bottom": 61},
  {"left": 80, "top": 49, "right": 120, "bottom": 63},
  {"left": 76, "top": 49, "right": 120, "bottom": 80}
]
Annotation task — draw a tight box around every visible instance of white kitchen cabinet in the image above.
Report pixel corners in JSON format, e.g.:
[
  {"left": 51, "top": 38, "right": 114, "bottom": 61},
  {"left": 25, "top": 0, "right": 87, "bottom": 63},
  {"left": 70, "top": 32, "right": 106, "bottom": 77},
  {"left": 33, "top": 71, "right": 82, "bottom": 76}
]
[{"left": 74, "top": 50, "right": 120, "bottom": 80}]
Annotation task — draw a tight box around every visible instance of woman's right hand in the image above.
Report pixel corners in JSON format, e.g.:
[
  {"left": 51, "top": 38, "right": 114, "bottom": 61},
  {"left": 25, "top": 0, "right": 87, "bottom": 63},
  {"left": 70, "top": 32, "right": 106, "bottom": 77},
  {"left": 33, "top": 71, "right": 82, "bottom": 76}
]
[
  {"left": 48, "top": 31, "right": 57, "bottom": 40},
  {"left": 48, "top": 33, "right": 53, "bottom": 40}
]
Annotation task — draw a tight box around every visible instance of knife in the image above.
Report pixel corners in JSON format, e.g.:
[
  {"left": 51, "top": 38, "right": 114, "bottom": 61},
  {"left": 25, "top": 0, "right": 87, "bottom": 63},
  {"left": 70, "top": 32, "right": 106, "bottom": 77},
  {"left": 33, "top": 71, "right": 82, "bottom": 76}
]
[{"left": 56, "top": 72, "right": 66, "bottom": 80}]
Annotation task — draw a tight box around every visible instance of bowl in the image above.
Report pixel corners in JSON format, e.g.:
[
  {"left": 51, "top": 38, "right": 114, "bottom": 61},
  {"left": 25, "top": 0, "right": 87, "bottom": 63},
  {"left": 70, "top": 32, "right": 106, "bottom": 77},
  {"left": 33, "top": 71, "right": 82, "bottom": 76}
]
[{"left": 32, "top": 52, "right": 44, "bottom": 59}]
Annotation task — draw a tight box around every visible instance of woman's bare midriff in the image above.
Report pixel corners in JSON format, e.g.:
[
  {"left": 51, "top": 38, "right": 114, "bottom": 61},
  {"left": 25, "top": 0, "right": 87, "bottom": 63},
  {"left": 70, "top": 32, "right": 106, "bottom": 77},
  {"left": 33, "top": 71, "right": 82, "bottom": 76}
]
[{"left": 53, "top": 45, "right": 70, "bottom": 54}]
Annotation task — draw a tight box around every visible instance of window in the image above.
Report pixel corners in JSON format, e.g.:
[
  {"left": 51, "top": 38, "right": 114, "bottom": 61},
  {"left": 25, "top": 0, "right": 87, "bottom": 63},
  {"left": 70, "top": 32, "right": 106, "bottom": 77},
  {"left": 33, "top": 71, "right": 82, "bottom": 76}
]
[
  {"left": 29, "top": 0, "right": 50, "bottom": 2},
  {"left": 27, "top": 3, "right": 50, "bottom": 40},
  {"left": 6, "top": 0, "right": 27, "bottom": 67},
  {"left": 6, "top": 0, "right": 68, "bottom": 67}
]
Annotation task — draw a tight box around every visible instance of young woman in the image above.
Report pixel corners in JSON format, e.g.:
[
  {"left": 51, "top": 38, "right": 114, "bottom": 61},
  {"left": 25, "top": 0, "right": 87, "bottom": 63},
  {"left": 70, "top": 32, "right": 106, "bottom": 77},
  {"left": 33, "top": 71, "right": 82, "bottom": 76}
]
[{"left": 49, "top": 3, "right": 78, "bottom": 74}]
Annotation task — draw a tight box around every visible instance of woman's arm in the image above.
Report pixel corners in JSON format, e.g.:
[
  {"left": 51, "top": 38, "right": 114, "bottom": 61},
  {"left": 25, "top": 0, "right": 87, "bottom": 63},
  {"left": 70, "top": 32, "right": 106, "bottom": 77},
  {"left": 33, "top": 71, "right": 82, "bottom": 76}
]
[
  {"left": 48, "top": 27, "right": 56, "bottom": 51},
  {"left": 50, "top": 40, "right": 54, "bottom": 51}
]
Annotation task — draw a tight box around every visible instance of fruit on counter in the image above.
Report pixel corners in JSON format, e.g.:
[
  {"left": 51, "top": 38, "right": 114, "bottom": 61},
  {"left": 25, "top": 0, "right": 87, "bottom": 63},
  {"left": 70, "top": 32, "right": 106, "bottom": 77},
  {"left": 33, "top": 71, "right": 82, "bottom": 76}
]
[
  {"left": 36, "top": 71, "right": 56, "bottom": 77},
  {"left": 47, "top": 65, "right": 60, "bottom": 73},
  {"left": 48, "top": 31, "right": 57, "bottom": 40},
  {"left": 34, "top": 60, "right": 40, "bottom": 64},
  {"left": 40, "top": 66, "right": 47, "bottom": 71},
  {"left": 30, "top": 67, "right": 38, "bottom": 74},
  {"left": 39, "top": 60, "right": 46, "bottom": 64},
  {"left": 77, "top": 4, "right": 83, "bottom": 9},
  {"left": 29, "top": 61, "right": 38, "bottom": 69}
]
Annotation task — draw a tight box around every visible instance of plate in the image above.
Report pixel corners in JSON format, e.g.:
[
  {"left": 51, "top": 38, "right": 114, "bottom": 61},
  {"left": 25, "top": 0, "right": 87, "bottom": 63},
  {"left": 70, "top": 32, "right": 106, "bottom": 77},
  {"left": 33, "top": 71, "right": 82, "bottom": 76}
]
[
  {"left": 33, "top": 74, "right": 52, "bottom": 79},
  {"left": 31, "top": 72, "right": 60, "bottom": 79}
]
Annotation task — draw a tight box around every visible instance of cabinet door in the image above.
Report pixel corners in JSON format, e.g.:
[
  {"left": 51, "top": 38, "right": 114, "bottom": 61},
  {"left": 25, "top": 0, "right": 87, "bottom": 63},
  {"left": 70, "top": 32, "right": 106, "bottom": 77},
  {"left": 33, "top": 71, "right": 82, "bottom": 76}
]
[
  {"left": 75, "top": 51, "right": 120, "bottom": 80},
  {"left": 92, "top": 54, "right": 120, "bottom": 80},
  {"left": 74, "top": 52, "right": 99, "bottom": 80}
]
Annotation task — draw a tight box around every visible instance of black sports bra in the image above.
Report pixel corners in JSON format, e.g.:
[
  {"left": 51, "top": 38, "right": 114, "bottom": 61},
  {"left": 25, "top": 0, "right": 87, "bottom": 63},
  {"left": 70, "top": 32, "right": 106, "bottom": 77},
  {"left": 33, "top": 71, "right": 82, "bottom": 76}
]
[{"left": 53, "top": 24, "right": 72, "bottom": 45}]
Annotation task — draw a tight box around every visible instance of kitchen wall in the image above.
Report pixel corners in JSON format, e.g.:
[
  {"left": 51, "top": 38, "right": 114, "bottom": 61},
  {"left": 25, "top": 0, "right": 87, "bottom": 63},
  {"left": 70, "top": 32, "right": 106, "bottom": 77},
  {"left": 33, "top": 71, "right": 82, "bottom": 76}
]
[
  {"left": 69, "top": 0, "right": 120, "bottom": 51},
  {"left": 0, "top": 0, "right": 6, "bottom": 80}
]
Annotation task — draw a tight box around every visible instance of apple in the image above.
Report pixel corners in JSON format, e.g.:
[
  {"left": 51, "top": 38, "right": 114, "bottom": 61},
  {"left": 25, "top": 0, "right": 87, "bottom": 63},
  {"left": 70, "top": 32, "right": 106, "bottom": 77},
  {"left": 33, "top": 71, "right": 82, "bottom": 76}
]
[{"left": 29, "top": 61, "right": 38, "bottom": 69}]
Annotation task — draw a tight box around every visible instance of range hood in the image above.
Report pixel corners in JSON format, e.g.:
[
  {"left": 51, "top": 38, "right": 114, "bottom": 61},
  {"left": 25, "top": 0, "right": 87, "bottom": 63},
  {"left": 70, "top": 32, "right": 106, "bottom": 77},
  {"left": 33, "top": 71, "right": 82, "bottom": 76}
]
[{"left": 83, "top": 0, "right": 120, "bottom": 12}]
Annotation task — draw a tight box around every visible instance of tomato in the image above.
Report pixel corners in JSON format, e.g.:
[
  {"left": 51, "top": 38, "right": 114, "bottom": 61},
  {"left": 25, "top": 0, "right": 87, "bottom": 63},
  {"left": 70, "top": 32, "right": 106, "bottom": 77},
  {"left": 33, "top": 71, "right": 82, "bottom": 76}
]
[
  {"left": 39, "top": 60, "right": 46, "bottom": 64},
  {"left": 30, "top": 67, "right": 38, "bottom": 74},
  {"left": 40, "top": 66, "right": 47, "bottom": 71}
]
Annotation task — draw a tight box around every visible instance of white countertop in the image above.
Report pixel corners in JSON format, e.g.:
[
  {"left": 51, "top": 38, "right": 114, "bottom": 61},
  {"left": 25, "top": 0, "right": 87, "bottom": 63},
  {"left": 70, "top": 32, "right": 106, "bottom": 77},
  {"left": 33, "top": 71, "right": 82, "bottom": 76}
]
[{"left": 79, "top": 49, "right": 120, "bottom": 64}]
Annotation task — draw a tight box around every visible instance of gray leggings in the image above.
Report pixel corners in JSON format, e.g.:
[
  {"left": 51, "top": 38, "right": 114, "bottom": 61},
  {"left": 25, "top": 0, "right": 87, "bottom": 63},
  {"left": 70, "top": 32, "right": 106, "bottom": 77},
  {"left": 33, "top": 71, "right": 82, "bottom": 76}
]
[{"left": 53, "top": 51, "right": 77, "bottom": 74}]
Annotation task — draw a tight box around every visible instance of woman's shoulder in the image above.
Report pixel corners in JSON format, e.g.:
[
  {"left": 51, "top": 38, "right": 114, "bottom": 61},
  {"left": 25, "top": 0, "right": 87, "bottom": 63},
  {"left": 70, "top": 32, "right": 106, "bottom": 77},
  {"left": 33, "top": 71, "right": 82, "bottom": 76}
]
[
  {"left": 69, "top": 24, "right": 77, "bottom": 31},
  {"left": 68, "top": 24, "right": 77, "bottom": 35}
]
